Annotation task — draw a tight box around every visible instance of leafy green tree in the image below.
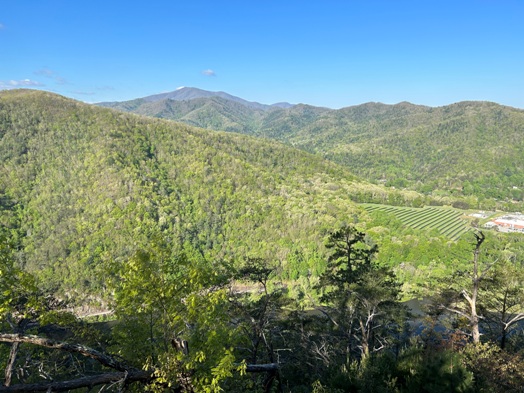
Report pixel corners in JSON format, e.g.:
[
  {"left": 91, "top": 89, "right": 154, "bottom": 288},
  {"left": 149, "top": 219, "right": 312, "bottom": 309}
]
[
  {"left": 462, "top": 342, "right": 524, "bottom": 392},
  {"left": 108, "top": 240, "right": 239, "bottom": 392},
  {"left": 316, "top": 225, "right": 406, "bottom": 363},
  {"left": 229, "top": 258, "right": 288, "bottom": 392},
  {"left": 479, "top": 258, "right": 524, "bottom": 350}
]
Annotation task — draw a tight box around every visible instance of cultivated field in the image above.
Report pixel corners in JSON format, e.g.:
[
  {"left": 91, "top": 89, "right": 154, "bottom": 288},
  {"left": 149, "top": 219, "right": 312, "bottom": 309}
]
[{"left": 362, "top": 204, "right": 471, "bottom": 240}]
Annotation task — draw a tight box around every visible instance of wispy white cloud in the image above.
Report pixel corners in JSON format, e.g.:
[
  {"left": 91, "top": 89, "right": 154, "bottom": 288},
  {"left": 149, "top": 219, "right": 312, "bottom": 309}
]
[
  {"left": 95, "top": 85, "right": 115, "bottom": 91},
  {"left": 34, "top": 67, "right": 69, "bottom": 85},
  {"left": 70, "top": 90, "right": 96, "bottom": 96},
  {"left": 70, "top": 86, "right": 116, "bottom": 97},
  {"left": 19, "top": 79, "right": 43, "bottom": 86},
  {"left": 34, "top": 68, "right": 54, "bottom": 77},
  {"left": 201, "top": 69, "right": 216, "bottom": 76},
  {"left": 0, "top": 79, "right": 45, "bottom": 89},
  {"left": 0, "top": 23, "right": 5, "bottom": 30}
]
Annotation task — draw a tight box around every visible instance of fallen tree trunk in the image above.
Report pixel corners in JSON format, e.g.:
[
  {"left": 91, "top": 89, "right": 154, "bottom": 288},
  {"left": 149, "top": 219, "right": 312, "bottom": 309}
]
[
  {"left": 0, "top": 333, "right": 281, "bottom": 391},
  {"left": 0, "top": 333, "right": 129, "bottom": 372},
  {"left": 0, "top": 333, "right": 152, "bottom": 391},
  {"left": 245, "top": 363, "right": 279, "bottom": 372},
  {"left": 0, "top": 370, "right": 152, "bottom": 393}
]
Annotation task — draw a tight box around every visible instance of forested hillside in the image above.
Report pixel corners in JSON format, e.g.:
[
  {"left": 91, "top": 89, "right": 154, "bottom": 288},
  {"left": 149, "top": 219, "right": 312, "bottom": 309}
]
[
  {"left": 294, "top": 101, "right": 524, "bottom": 204},
  {"left": 4, "top": 90, "right": 524, "bottom": 392},
  {"left": 1, "top": 89, "right": 424, "bottom": 299},
  {"left": 101, "top": 92, "right": 524, "bottom": 208}
]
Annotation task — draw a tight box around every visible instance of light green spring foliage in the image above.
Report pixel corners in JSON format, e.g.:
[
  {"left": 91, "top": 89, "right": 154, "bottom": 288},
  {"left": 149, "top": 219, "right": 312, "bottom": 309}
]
[
  {"left": 3, "top": 91, "right": 524, "bottom": 392},
  {"left": 0, "top": 90, "right": 371, "bottom": 300},
  {"left": 1, "top": 90, "right": 485, "bottom": 304},
  {"left": 109, "top": 238, "right": 239, "bottom": 391},
  {"left": 103, "top": 96, "right": 524, "bottom": 210},
  {"left": 0, "top": 233, "right": 39, "bottom": 318}
]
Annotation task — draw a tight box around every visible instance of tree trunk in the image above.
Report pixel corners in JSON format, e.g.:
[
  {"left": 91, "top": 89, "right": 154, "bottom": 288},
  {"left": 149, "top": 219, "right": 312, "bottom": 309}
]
[
  {"left": 3, "top": 342, "right": 19, "bottom": 386},
  {"left": 500, "top": 289, "right": 508, "bottom": 350},
  {"left": 0, "top": 371, "right": 152, "bottom": 393},
  {"left": 171, "top": 337, "right": 195, "bottom": 392},
  {"left": 359, "top": 318, "right": 370, "bottom": 360},
  {"left": 469, "top": 231, "right": 484, "bottom": 344}
]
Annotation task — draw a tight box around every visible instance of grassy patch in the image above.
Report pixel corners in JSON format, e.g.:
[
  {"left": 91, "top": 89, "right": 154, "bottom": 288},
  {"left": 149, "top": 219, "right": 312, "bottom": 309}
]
[{"left": 362, "top": 204, "right": 471, "bottom": 240}]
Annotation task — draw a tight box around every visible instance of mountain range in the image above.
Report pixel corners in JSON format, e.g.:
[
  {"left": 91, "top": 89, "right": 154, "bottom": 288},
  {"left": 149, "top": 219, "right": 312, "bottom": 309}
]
[
  {"left": 98, "top": 88, "right": 524, "bottom": 206},
  {"left": 4, "top": 87, "right": 524, "bottom": 306},
  {"left": 98, "top": 86, "right": 293, "bottom": 112},
  {"left": 2, "top": 89, "right": 422, "bottom": 299},
  {"left": 4, "top": 89, "right": 524, "bottom": 393}
]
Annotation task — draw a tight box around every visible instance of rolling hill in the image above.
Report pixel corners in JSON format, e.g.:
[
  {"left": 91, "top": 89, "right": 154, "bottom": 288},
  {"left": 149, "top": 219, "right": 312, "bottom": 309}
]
[
  {"left": 98, "top": 89, "right": 524, "bottom": 207},
  {"left": 1, "top": 89, "right": 424, "bottom": 300}
]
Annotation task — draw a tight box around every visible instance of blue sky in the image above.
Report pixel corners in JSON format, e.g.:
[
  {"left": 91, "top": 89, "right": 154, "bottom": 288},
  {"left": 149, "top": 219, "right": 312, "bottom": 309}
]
[{"left": 1, "top": 1, "right": 523, "bottom": 108}]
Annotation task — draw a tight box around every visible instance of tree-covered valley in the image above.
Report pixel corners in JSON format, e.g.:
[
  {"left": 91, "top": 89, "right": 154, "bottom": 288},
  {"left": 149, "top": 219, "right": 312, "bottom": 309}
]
[
  {"left": 99, "top": 88, "right": 524, "bottom": 209},
  {"left": 2, "top": 89, "right": 524, "bottom": 392}
]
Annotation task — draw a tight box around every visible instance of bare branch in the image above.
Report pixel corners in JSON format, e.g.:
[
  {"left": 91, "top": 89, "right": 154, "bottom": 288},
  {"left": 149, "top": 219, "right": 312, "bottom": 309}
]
[
  {"left": 0, "top": 334, "right": 130, "bottom": 372},
  {"left": 244, "top": 363, "right": 279, "bottom": 373},
  {"left": 0, "top": 371, "right": 152, "bottom": 393},
  {"left": 479, "top": 260, "right": 498, "bottom": 280},
  {"left": 461, "top": 290, "right": 474, "bottom": 308},
  {"left": 316, "top": 307, "right": 339, "bottom": 327},
  {"left": 440, "top": 305, "right": 472, "bottom": 321},
  {"left": 504, "top": 313, "right": 524, "bottom": 330}
]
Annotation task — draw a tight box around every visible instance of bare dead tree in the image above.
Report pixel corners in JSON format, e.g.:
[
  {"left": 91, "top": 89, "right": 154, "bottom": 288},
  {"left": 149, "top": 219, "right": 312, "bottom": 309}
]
[{"left": 441, "top": 231, "right": 490, "bottom": 344}]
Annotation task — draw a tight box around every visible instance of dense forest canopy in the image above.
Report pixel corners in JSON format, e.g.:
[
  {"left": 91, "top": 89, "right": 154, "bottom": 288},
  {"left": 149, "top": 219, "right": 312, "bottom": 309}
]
[
  {"left": 0, "top": 89, "right": 422, "bottom": 299},
  {"left": 2, "top": 89, "right": 524, "bottom": 392},
  {"left": 100, "top": 89, "right": 524, "bottom": 208}
]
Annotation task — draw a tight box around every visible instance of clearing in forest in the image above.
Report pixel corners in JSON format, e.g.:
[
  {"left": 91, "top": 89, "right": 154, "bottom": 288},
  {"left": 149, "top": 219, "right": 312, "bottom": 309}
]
[{"left": 362, "top": 204, "right": 471, "bottom": 240}]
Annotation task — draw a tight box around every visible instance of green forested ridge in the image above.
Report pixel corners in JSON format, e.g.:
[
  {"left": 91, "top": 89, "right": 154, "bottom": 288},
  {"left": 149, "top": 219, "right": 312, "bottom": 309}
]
[
  {"left": 100, "top": 92, "right": 524, "bottom": 208},
  {"left": 3, "top": 89, "right": 522, "bottom": 299},
  {"left": 0, "top": 89, "right": 423, "bottom": 299},
  {"left": 100, "top": 96, "right": 265, "bottom": 135},
  {"left": 4, "top": 89, "right": 524, "bottom": 392}
]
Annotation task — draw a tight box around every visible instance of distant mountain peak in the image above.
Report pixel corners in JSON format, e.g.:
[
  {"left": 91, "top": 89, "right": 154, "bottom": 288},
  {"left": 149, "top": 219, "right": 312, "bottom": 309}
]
[{"left": 139, "top": 87, "right": 293, "bottom": 111}]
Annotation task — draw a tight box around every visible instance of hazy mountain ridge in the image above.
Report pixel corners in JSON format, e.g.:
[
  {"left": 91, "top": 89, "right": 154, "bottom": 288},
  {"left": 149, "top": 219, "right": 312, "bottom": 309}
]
[
  {"left": 98, "top": 86, "right": 293, "bottom": 111},
  {"left": 2, "top": 89, "right": 429, "bottom": 298},
  {"left": 97, "top": 89, "right": 524, "bottom": 204}
]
